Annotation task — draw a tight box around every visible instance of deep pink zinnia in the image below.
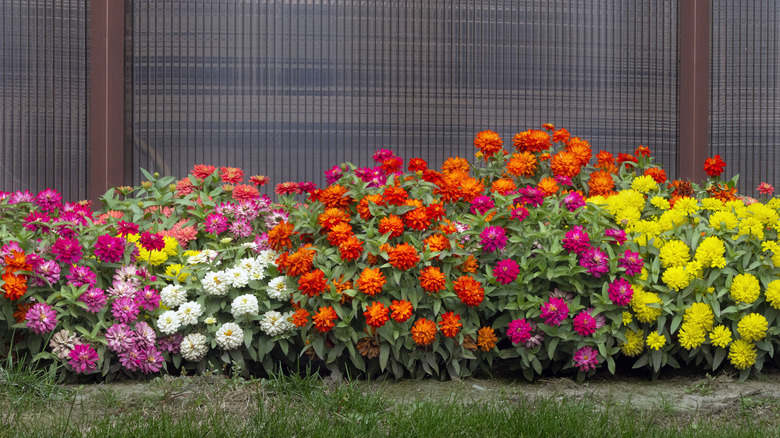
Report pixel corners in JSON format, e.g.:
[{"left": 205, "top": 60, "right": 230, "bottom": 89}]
[
  {"left": 618, "top": 250, "right": 644, "bottom": 276},
  {"left": 573, "top": 346, "right": 599, "bottom": 372},
  {"left": 204, "top": 213, "right": 230, "bottom": 234},
  {"left": 68, "top": 343, "right": 99, "bottom": 374},
  {"left": 510, "top": 205, "right": 530, "bottom": 221},
  {"left": 79, "top": 286, "right": 107, "bottom": 313},
  {"left": 139, "top": 231, "right": 165, "bottom": 251},
  {"left": 325, "top": 165, "right": 344, "bottom": 185},
  {"left": 112, "top": 296, "right": 141, "bottom": 324},
  {"left": 573, "top": 309, "right": 598, "bottom": 336},
  {"left": 470, "top": 195, "right": 495, "bottom": 215},
  {"left": 605, "top": 228, "right": 627, "bottom": 245},
  {"left": 138, "top": 347, "right": 164, "bottom": 374},
  {"left": 94, "top": 234, "right": 126, "bottom": 263},
  {"left": 562, "top": 226, "right": 590, "bottom": 254},
  {"left": 607, "top": 278, "right": 634, "bottom": 306},
  {"left": 507, "top": 318, "right": 534, "bottom": 345},
  {"left": 119, "top": 347, "right": 141, "bottom": 372},
  {"left": 579, "top": 247, "right": 610, "bottom": 278},
  {"left": 23, "top": 211, "right": 51, "bottom": 233},
  {"left": 493, "top": 259, "right": 519, "bottom": 285},
  {"left": 34, "top": 188, "right": 62, "bottom": 212},
  {"left": 25, "top": 303, "right": 58, "bottom": 334},
  {"left": 135, "top": 286, "right": 160, "bottom": 312},
  {"left": 229, "top": 220, "right": 254, "bottom": 239},
  {"left": 105, "top": 323, "right": 135, "bottom": 353},
  {"left": 157, "top": 334, "right": 183, "bottom": 354},
  {"left": 66, "top": 265, "right": 97, "bottom": 288},
  {"left": 518, "top": 186, "right": 545, "bottom": 207},
  {"left": 480, "top": 226, "right": 508, "bottom": 252},
  {"left": 116, "top": 220, "right": 140, "bottom": 237},
  {"left": 562, "top": 192, "right": 586, "bottom": 212},
  {"left": 757, "top": 182, "right": 774, "bottom": 196},
  {"left": 539, "top": 297, "right": 569, "bottom": 326},
  {"left": 51, "top": 237, "right": 83, "bottom": 265},
  {"left": 33, "top": 260, "right": 61, "bottom": 286}
]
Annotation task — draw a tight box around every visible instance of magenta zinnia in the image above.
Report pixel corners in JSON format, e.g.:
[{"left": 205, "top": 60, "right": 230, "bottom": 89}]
[
  {"left": 618, "top": 249, "right": 644, "bottom": 276},
  {"left": 605, "top": 228, "right": 627, "bottom": 245},
  {"left": 68, "top": 343, "right": 99, "bottom": 374},
  {"left": 470, "top": 195, "right": 495, "bottom": 215},
  {"left": 573, "top": 346, "right": 599, "bottom": 372},
  {"left": 94, "top": 234, "right": 126, "bottom": 263},
  {"left": 540, "top": 297, "right": 569, "bottom": 326},
  {"left": 607, "top": 278, "right": 634, "bottom": 306},
  {"left": 25, "top": 302, "right": 58, "bottom": 334},
  {"left": 562, "top": 226, "right": 590, "bottom": 254},
  {"left": 493, "top": 259, "right": 519, "bottom": 285},
  {"left": 579, "top": 247, "right": 610, "bottom": 277},
  {"left": 480, "top": 226, "right": 507, "bottom": 252},
  {"left": 78, "top": 286, "right": 107, "bottom": 313},
  {"left": 51, "top": 237, "right": 83, "bottom": 264},
  {"left": 204, "top": 213, "right": 230, "bottom": 234},
  {"left": 573, "top": 309, "right": 598, "bottom": 336},
  {"left": 111, "top": 296, "right": 141, "bottom": 324},
  {"left": 507, "top": 318, "right": 533, "bottom": 345}
]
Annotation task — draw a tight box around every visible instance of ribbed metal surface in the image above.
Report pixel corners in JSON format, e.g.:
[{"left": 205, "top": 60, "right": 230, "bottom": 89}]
[
  {"left": 128, "top": 1, "right": 679, "bottom": 190},
  {"left": 0, "top": 1, "right": 90, "bottom": 201},
  {"left": 710, "top": 1, "right": 780, "bottom": 196}
]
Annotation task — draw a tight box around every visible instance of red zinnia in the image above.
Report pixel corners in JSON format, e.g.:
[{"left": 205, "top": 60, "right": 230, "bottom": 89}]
[
  {"left": 704, "top": 155, "right": 726, "bottom": 177},
  {"left": 438, "top": 311, "right": 462, "bottom": 338},
  {"left": 276, "top": 182, "right": 302, "bottom": 195},
  {"left": 298, "top": 269, "right": 328, "bottom": 297},
  {"left": 383, "top": 186, "right": 409, "bottom": 206},
  {"left": 408, "top": 158, "right": 428, "bottom": 172},
  {"left": 312, "top": 306, "right": 338, "bottom": 332},
  {"left": 219, "top": 166, "right": 245, "bottom": 184},
  {"left": 192, "top": 164, "right": 217, "bottom": 179}
]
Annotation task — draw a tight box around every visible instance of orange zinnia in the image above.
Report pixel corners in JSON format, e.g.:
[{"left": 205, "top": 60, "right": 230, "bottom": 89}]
[
  {"left": 283, "top": 245, "right": 316, "bottom": 277},
  {"left": 378, "top": 215, "right": 405, "bottom": 239},
  {"left": 358, "top": 267, "right": 386, "bottom": 297},
  {"left": 426, "top": 202, "right": 446, "bottom": 222},
  {"left": 389, "top": 299, "right": 413, "bottom": 323},
  {"left": 552, "top": 128, "right": 570, "bottom": 143},
  {"left": 505, "top": 152, "right": 538, "bottom": 178},
  {"left": 318, "top": 208, "right": 351, "bottom": 231},
  {"left": 403, "top": 207, "right": 431, "bottom": 231},
  {"left": 644, "top": 167, "right": 667, "bottom": 184},
  {"left": 550, "top": 150, "right": 582, "bottom": 178},
  {"left": 298, "top": 269, "right": 328, "bottom": 297},
  {"left": 587, "top": 170, "right": 616, "bottom": 197},
  {"left": 411, "top": 318, "right": 437, "bottom": 346},
  {"left": 537, "top": 177, "right": 559, "bottom": 197},
  {"left": 4, "top": 250, "right": 31, "bottom": 274},
  {"left": 473, "top": 130, "right": 503, "bottom": 159},
  {"left": 490, "top": 178, "right": 517, "bottom": 195},
  {"left": 333, "top": 276, "right": 354, "bottom": 305},
  {"left": 424, "top": 234, "right": 451, "bottom": 252},
  {"left": 566, "top": 137, "right": 592, "bottom": 166},
  {"left": 453, "top": 275, "right": 485, "bottom": 307},
  {"left": 268, "top": 220, "right": 295, "bottom": 251},
  {"left": 291, "top": 308, "right": 310, "bottom": 327},
  {"left": 13, "top": 302, "right": 33, "bottom": 323},
  {"left": 339, "top": 236, "right": 364, "bottom": 262},
  {"left": 312, "top": 306, "right": 338, "bottom": 333},
  {"left": 459, "top": 177, "right": 485, "bottom": 203},
  {"left": 441, "top": 157, "right": 471, "bottom": 175},
  {"left": 318, "top": 184, "right": 353, "bottom": 210},
  {"left": 2, "top": 272, "right": 27, "bottom": 301},
  {"left": 456, "top": 255, "right": 479, "bottom": 273},
  {"left": 513, "top": 129, "right": 551, "bottom": 153},
  {"left": 357, "top": 194, "right": 385, "bottom": 220},
  {"left": 635, "top": 145, "right": 651, "bottom": 157},
  {"left": 327, "top": 222, "right": 354, "bottom": 246},
  {"left": 408, "top": 157, "right": 428, "bottom": 172},
  {"left": 419, "top": 266, "right": 446, "bottom": 293},
  {"left": 434, "top": 174, "right": 463, "bottom": 203},
  {"left": 476, "top": 326, "right": 498, "bottom": 351},
  {"left": 388, "top": 243, "right": 420, "bottom": 271},
  {"left": 363, "top": 302, "right": 390, "bottom": 328},
  {"left": 383, "top": 186, "right": 409, "bottom": 206},
  {"left": 595, "top": 150, "right": 615, "bottom": 169},
  {"left": 438, "top": 311, "right": 462, "bottom": 338}
]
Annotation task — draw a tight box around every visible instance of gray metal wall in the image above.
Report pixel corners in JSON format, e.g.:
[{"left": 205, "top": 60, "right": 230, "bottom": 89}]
[
  {"left": 0, "top": 1, "right": 90, "bottom": 201},
  {"left": 128, "top": 0, "right": 680, "bottom": 191}
]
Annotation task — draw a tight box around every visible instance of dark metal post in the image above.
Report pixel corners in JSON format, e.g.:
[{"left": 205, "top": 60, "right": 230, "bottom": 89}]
[
  {"left": 679, "top": 0, "right": 710, "bottom": 183},
  {"left": 88, "top": 0, "right": 125, "bottom": 204}
]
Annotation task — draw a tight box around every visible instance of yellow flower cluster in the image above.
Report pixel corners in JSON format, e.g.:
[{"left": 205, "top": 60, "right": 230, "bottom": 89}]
[
  {"left": 646, "top": 331, "right": 666, "bottom": 350},
  {"left": 630, "top": 286, "right": 663, "bottom": 323},
  {"left": 683, "top": 302, "right": 714, "bottom": 331},
  {"left": 678, "top": 322, "right": 706, "bottom": 350},
  {"left": 693, "top": 236, "right": 727, "bottom": 268},
  {"left": 620, "top": 329, "right": 644, "bottom": 357},
  {"left": 604, "top": 190, "right": 645, "bottom": 228},
  {"left": 659, "top": 240, "right": 691, "bottom": 268},
  {"left": 737, "top": 313, "right": 768, "bottom": 342},
  {"left": 729, "top": 273, "right": 761, "bottom": 304},
  {"left": 765, "top": 279, "right": 780, "bottom": 309},
  {"left": 728, "top": 339, "right": 756, "bottom": 370},
  {"left": 631, "top": 175, "right": 658, "bottom": 194},
  {"left": 709, "top": 325, "right": 732, "bottom": 348}
]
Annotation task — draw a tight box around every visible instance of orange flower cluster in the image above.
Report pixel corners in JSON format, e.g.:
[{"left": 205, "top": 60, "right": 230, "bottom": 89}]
[
  {"left": 490, "top": 178, "right": 517, "bottom": 195},
  {"left": 383, "top": 186, "right": 409, "bottom": 206},
  {"left": 291, "top": 308, "right": 310, "bottom": 327},
  {"left": 277, "top": 245, "right": 316, "bottom": 277},
  {"left": 357, "top": 267, "right": 386, "bottom": 297},
  {"left": 389, "top": 299, "right": 413, "bottom": 323},
  {"left": 378, "top": 215, "right": 405, "bottom": 239},
  {"left": 506, "top": 152, "right": 538, "bottom": 178},
  {"left": 318, "top": 184, "right": 353, "bottom": 209},
  {"left": 473, "top": 130, "right": 504, "bottom": 159},
  {"left": 453, "top": 275, "right": 485, "bottom": 307},
  {"left": 411, "top": 318, "right": 437, "bottom": 346},
  {"left": 403, "top": 205, "right": 432, "bottom": 231},
  {"left": 513, "top": 129, "right": 551, "bottom": 153},
  {"left": 424, "top": 233, "right": 451, "bottom": 253},
  {"left": 312, "top": 306, "right": 338, "bottom": 332},
  {"left": 327, "top": 222, "right": 353, "bottom": 246},
  {"left": 644, "top": 167, "right": 667, "bottom": 184},
  {"left": 268, "top": 220, "right": 295, "bottom": 251},
  {"left": 419, "top": 266, "right": 446, "bottom": 294},
  {"left": 298, "top": 269, "right": 328, "bottom": 297},
  {"left": 388, "top": 243, "right": 420, "bottom": 271},
  {"left": 476, "top": 327, "right": 498, "bottom": 351},
  {"left": 357, "top": 194, "right": 385, "bottom": 220},
  {"left": 438, "top": 311, "right": 462, "bottom": 337},
  {"left": 537, "top": 177, "right": 559, "bottom": 196},
  {"left": 338, "top": 236, "right": 364, "bottom": 262},
  {"left": 2, "top": 250, "right": 29, "bottom": 301},
  {"left": 587, "top": 170, "right": 616, "bottom": 197},
  {"left": 363, "top": 302, "right": 390, "bottom": 328},
  {"left": 318, "top": 208, "right": 351, "bottom": 231}
]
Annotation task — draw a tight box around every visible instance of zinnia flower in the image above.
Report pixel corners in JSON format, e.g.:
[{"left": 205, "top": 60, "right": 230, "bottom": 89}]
[
  {"left": 2, "top": 272, "right": 27, "bottom": 301},
  {"left": 550, "top": 150, "right": 582, "bottom": 178},
  {"left": 573, "top": 310, "right": 598, "bottom": 336},
  {"left": 51, "top": 237, "right": 83, "bottom": 264},
  {"left": 68, "top": 344, "right": 99, "bottom": 374},
  {"left": 215, "top": 322, "right": 244, "bottom": 349},
  {"left": 364, "top": 302, "right": 390, "bottom": 328},
  {"left": 411, "top": 318, "right": 437, "bottom": 346},
  {"left": 572, "top": 346, "right": 599, "bottom": 372},
  {"left": 298, "top": 269, "right": 328, "bottom": 297},
  {"left": 620, "top": 329, "right": 645, "bottom": 357},
  {"left": 419, "top": 266, "right": 446, "bottom": 294},
  {"left": 507, "top": 318, "right": 533, "bottom": 345},
  {"left": 389, "top": 300, "right": 413, "bottom": 323},
  {"left": 703, "top": 155, "right": 726, "bottom": 177},
  {"left": 473, "top": 130, "right": 503, "bottom": 159},
  {"left": 476, "top": 327, "right": 498, "bottom": 351},
  {"left": 25, "top": 302, "right": 58, "bottom": 334},
  {"left": 757, "top": 182, "right": 774, "bottom": 196},
  {"left": 378, "top": 215, "right": 405, "bottom": 239},
  {"left": 513, "top": 129, "right": 551, "bottom": 153},
  {"left": 618, "top": 250, "right": 643, "bottom": 275},
  {"left": 728, "top": 339, "right": 756, "bottom": 370},
  {"left": 562, "top": 226, "right": 590, "bottom": 254},
  {"left": 729, "top": 273, "right": 760, "bottom": 304},
  {"left": 339, "top": 236, "right": 364, "bottom": 262},
  {"left": 437, "top": 311, "right": 462, "bottom": 337},
  {"left": 388, "top": 243, "right": 420, "bottom": 271},
  {"left": 579, "top": 247, "right": 609, "bottom": 277},
  {"left": 506, "top": 152, "right": 537, "bottom": 178},
  {"left": 358, "top": 267, "right": 386, "bottom": 297},
  {"left": 312, "top": 306, "right": 338, "bottom": 332},
  {"left": 737, "top": 313, "right": 768, "bottom": 342},
  {"left": 539, "top": 297, "right": 568, "bottom": 326},
  {"left": 678, "top": 322, "right": 706, "bottom": 350},
  {"left": 493, "top": 259, "right": 519, "bottom": 285},
  {"left": 646, "top": 331, "right": 666, "bottom": 350},
  {"left": 479, "top": 226, "right": 507, "bottom": 253},
  {"left": 453, "top": 275, "right": 485, "bottom": 306}
]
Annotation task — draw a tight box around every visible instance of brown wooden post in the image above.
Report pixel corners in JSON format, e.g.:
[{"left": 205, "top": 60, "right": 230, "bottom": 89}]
[
  {"left": 679, "top": 0, "right": 710, "bottom": 183},
  {"left": 88, "top": 0, "right": 125, "bottom": 204}
]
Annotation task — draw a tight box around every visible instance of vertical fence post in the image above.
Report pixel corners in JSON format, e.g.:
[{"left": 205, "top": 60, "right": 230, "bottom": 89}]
[
  {"left": 88, "top": 0, "right": 125, "bottom": 204},
  {"left": 679, "top": 0, "right": 710, "bottom": 183}
]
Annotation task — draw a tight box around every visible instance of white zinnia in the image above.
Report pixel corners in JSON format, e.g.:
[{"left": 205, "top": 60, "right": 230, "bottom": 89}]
[
  {"left": 231, "top": 294, "right": 259, "bottom": 318},
  {"left": 202, "top": 271, "right": 229, "bottom": 296},
  {"left": 266, "top": 277, "right": 290, "bottom": 301},
  {"left": 176, "top": 301, "right": 203, "bottom": 326},
  {"left": 187, "top": 249, "right": 219, "bottom": 265},
  {"left": 180, "top": 333, "right": 208, "bottom": 361},
  {"left": 259, "top": 311, "right": 295, "bottom": 337},
  {"left": 256, "top": 249, "right": 278, "bottom": 267},
  {"left": 157, "top": 310, "right": 182, "bottom": 335},
  {"left": 215, "top": 322, "right": 244, "bottom": 350},
  {"left": 226, "top": 267, "right": 250, "bottom": 289},
  {"left": 160, "top": 284, "right": 187, "bottom": 308}
]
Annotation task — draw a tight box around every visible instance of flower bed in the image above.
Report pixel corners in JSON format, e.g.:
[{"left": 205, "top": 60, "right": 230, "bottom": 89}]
[{"left": 1, "top": 125, "right": 779, "bottom": 382}]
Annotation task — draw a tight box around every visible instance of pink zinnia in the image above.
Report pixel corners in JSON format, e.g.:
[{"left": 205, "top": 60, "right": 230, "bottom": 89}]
[
  {"left": 579, "top": 247, "right": 610, "bottom": 277},
  {"left": 299, "top": 181, "right": 318, "bottom": 193},
  {"left": 66, "top": 265, "right": 97, "bottom": 288},
  {"left": 138, "top": 347, "right": 164, "bottom": 374},
  {"left": 139, "top": 231, "right": 165, "bottom": 251},
  {"left": 112, "top": 296, "right": 140, "bottom": 324},
  {"left": 573, "top": 309, "right": 598, "bottom": 336},
  {"left": 372, "top": 148, "right": 395, "bottom": 163},
  {"left": 480, "top": 226, "right": 508, "bottom": 252},
  {"left": 192, "top": 164, "right": 217, "bottom": 179},
  {"left": 562, "top": 192, "right": 586, "bottom": 212},
  {"left": 562, "top": 226, "right": 590, "bottom": 254},
  {"left": 133, "top": 321, "right": 157, "bottom": 348},
  {"left": 233, "top": 201, "right": 261, "bottom": 221},
  {"left": 510, "top": 205, "right": 529, "bottom": 221},
  {"left": 605, "top": 228, "right": 627, "bottom": 245},
  {"left": 539, "top": 297, "right": 569, "bottom": 326},
  {"left": 507, "top": 318, "right": 534, "bottom": 345},
  {"left": 135, "top": 286, "right": 160, "bottom": 312},
  {"left": 275, "top": 182, "right": 302, "bottom": 195},
  {"left": 264, "top": 209, "right": 289, "bottom": 230},
  {"left": 219, "top": 166, "right": 245, "bottom": 184},
  {"left": 618, "top": 250, "right": 644, "bottom": 276},
  {"left": 157, "top": 334, "right": 183, "bottom": 354},
  {"left": 608, "top": 278, "right": 634, "bottom": 306},
  {"left": 105, "top": 323, "right": 135, "bottom": 352},
  {"left": 94, "top": 234, "right": 126, "bottom": 263},
  {"left": 25, "top": 303, "right": 58, "bottom": 334},
  {"left": 204, "top": 213, "right": 230, "bottom": 234},
  {"left": 51, "top": 237, "right": 83, "bottom": 264},
  {"left": 573, "top": 346, "right": 599, "bottom": 372},
  {"left": 253, "top": 233, "right": 270, "bottom": 252},
  {"left": 33, "top": 260, "right": 61, "bottom": 286},
  {"left": 324, "top": 166, "right": 344, "bottom": 184},
  {"left": 470, "top": 195, "right": 495, "bottom": 215},
  {"left": 34, "top": 188, "right": 62, "bottom": 212},
  {"left": 493, "top": 259, "right": 519, "bottom": 285},
  {"left": 229, "top": 220, "right": 254, "bottom": 239},
  {"left": 8, "top": 190, "right": 34, "bottom": 204},
  {"left": 79, "top": 286, "right": 107, "bottom": 313},
  {"left": 23, "top": 211, "right": 51, "bottom": 233},
  {"left": 757, "top": 182, "right": 775, "bottom": 196},
  {"left": 119, "top": 347, "right": 141, "bottom": 372},
  {"left": 555, "top": 175, "right": 573, "bottom": 187},
  {"left": 518, "top": 186, "right": 545, "bottom": 207},
  {"left": 68, "top": 344, "right": 99, "bottom": 374},
  {"left": 116, "top": 220, "right": 140, "bottom": 237}
]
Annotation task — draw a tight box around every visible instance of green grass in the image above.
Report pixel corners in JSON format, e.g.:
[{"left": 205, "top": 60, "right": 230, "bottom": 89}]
[{"left": 1, "top": 367, "right": 779, "bottom": 438}]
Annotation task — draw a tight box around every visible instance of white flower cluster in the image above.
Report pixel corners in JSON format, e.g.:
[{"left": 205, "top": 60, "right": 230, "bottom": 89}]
[
  {"left": 202, "top": 271, "right": 230, "bottom": 295},
  {"left": 215, "top": 322, "right": 244, "bottom": 350},
  {"left": 259, "top": 311, "right": 295, "bottom": 337},
  {"left": 180, "top": 333, "right": 208, "bottom": 361},
  {"left": 236, "top": 257, "right": 266, "bottom": 281},
  {"left": 231, "top": 294, "right": 259, "bottom": 318},
  {"left": 256, "top": 249, "right": 278, "bottom": 267},
  {"left": 177, "top": 301, "right": 203, "bottom": 326},
  {"left": 187, "top": 249, "right": 220, "bottom": 265},
  {"left": 157, "top": 310, "right": 182, "bottom": 335},
  {"left": 160, "top": 284, "right": 188, "bottom": 308},
  {"left": 225, "top": 268, "right": 250, "bottom": 288},
  {"left": 266, "top": 277, "right": 291, "bottom": 301}
]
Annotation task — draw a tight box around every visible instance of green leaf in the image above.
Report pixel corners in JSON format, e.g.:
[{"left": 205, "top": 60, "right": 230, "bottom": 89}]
[
  {"left": 547, "top": 337, "right": 559, "bottom": 361},
  {"left": 379, "top": 343, "right": 390, "bottom": 371}
]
